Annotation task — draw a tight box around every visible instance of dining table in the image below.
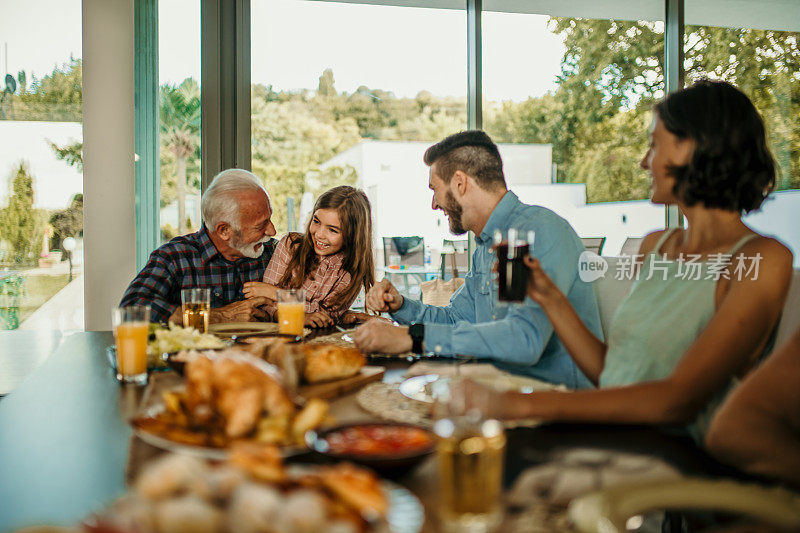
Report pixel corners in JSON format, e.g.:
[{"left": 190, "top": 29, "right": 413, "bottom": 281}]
[{"left": 0, "top": 330, "right": 751, "bottom": 533}]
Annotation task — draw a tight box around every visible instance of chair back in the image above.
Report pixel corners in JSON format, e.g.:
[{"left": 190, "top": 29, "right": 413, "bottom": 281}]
[
  {"left": 619, "top": 237, "right": 643, "bottom": 256},
  {"left": 383, "top": 236, "right": 424, "bottom": 267},
  {"left": 440, "top": 239, "right": 469, "bottom": 279},
  {"left": 581, "top": 237, "right": 606, "bottom": 255}
]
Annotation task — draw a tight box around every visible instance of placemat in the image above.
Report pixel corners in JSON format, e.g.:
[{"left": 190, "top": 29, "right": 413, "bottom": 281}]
[{"left": 356, "top": 380, "right": 544, "bottom": 429}]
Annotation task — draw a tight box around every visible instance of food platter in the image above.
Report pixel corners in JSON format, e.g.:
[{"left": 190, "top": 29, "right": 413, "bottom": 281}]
[{"left": 132, "top": 404, "right": 307, "bottom": 460}]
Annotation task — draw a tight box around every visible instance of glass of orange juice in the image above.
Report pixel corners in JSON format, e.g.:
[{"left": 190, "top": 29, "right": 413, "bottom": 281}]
[
  {"left": 277, "top": 288, "right": 305, "bottom": 336},
  {"left": 111, "top": 305, "right": 150, "bottom": 385}
]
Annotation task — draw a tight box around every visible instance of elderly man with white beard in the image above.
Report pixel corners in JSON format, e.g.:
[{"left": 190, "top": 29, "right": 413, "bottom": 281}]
[{"left": 121, "top": 169, "right": 277, "bottom": 324}]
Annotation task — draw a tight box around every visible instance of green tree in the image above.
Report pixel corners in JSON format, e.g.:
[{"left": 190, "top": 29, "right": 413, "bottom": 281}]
[
  {"left": 160, "top": 78, "right": 201, "bottom": 236},
  {"left": 1, "top": 58, "right": 82, "bottom": 121},
  {"left": 0, "top": 163, "right": 49, "bottom": 263},
  {"left": 49, "top": 140, "right": 83, "bottom": 172},
  {"left": 49, "top": 194, "right": 83, "bottom": 250},
  {"left": 317, "top": 68, "right": 337, "bottom": 97}
]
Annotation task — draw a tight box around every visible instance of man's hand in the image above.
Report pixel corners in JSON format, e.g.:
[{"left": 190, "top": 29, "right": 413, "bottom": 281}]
[
  {"left": 353, "top": 320, "right": 413, "bottom": 354},
  {"left": 366, "top": 279, "right": 404, "bottom": 314},
  {"left": 210, "top": 297, "right": 269, "bottom": 323},
  {"left": 305, "top": 310, "right": 333, "bottom": 328}
]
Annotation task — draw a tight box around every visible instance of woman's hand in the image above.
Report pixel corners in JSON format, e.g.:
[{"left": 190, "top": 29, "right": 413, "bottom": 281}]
[
  {"left": 242, "top": 281, "right": 277, "bottom": 300},
  {"left": 305, "top": 310, "right": 333, "bottom": 328},
  {"left": 457, "top": 379, "right": 527, "bottom": 420},
  {"left": 523, "top": 256, "right": 564, "bottom": 307}
]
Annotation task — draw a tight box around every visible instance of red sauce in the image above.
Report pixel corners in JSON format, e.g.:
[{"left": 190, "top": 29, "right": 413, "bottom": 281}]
[{"left": 325, "top": 425, "right": 434, "bottom": 456}]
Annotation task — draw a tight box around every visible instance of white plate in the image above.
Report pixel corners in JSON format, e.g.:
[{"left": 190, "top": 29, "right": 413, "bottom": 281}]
[{"left": 399, "top": 373, "right": 565, "bottom": 404}]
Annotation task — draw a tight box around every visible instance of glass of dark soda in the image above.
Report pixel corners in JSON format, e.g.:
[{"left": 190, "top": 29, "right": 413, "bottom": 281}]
[{"left": 494, "top": 229, "right": 535, "bottom": 303}]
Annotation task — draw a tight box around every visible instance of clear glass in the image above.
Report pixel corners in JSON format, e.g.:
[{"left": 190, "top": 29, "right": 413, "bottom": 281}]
[
  {"left": 493, "top": 229, "right": 535, "bottom": 303},
  {"left": 683, "top": 7, "right": 800, "bottom": 267},
  {"left": 482, "top": 6, "right": 666, "bottom": 255},
  {"left": 277, "top": 288, "right": 305, "bottom": 336},
  {"left": 433, "top": 378, "right": 506, "bottom": 533},
  {"left": 111, "top": 305, "right": 150, "bottom": 385},
  {"left": 250, "top": 1, "right": 467, "bottom": 276},
  {"left": 181, "top": 287, "right": 210, "bottom": 333},
  {"left": 158, "top": 0, "right": 202, "bottom": 242},
  {"left": 0, "top": 2, "right": 84, "bottom": 331}
]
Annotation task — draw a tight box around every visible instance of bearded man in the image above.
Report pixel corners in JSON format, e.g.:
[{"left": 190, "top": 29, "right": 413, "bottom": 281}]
[
  {"left": 121, "top": 168, "right": 276, "bottom": 324},
  {"left": 353, "top": 131, "right": 602, "bottom": 388}
]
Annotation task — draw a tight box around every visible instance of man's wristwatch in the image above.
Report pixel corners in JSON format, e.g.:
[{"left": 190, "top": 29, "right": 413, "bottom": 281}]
[{"left": 409, "top": 323, "right": 425, "bottom": 354}]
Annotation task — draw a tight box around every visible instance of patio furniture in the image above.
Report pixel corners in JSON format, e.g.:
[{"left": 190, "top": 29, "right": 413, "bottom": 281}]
[
  {"left": 580, "top": 237, "right": 606, "bottom": 255},
  {"left": 440, "top": 239, "right": 469, "bottom": 280},
  {"left": 620, "top": 236, "right": 643, "bottom": 256}
]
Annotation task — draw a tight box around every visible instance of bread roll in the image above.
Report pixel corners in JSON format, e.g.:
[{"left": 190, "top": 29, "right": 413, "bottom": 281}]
[{"left": 302, "top": 344, "right": 365, "bottom": 384}]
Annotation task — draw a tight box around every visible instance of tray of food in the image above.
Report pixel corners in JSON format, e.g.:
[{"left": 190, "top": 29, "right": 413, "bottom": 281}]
[
  {"left": 86, "top": 443, "right": 425, "bottom": 533},
  {"left": 131, "top": 350, "right": 330, "bottom": 458}
]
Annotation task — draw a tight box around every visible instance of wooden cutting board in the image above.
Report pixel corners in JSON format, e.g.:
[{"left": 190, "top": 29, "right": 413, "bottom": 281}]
[{"left": 298, "top": 365, "right": 386, "bottom": 400}]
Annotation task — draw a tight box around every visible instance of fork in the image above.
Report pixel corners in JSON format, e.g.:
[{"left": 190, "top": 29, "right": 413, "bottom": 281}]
[{"left": 334, "top": 325, "right": 355, "bottom": 343}]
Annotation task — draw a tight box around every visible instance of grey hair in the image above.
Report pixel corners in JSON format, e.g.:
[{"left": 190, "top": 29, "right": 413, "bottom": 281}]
[{"left": 202, "top": 169, "right": 269, "bottom": 232}]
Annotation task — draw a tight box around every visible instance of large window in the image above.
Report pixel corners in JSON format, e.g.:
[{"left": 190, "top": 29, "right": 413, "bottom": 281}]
[
  {"left": 250, "top": 0, "right": 467, "bottom": 274},
  {"left": 684, "top": 5, "right": 800, "bottom": 265},
  {"left": 158, "top": 0, "right": 202, "bottom": 243},
  {"left": 0, "top": 0, "right": 83, "bottom": 331},
  {"left": 483, "top": 7, "right": 665, "bottom": 255}
]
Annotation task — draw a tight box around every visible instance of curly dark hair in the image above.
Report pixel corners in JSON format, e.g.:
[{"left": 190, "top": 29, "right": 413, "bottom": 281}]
[
  {"left": 655, "top": 79, "right": 776, "bottom": 213},
  {"left": 423, "top": 130, "right": 507, "bottom": 191}
]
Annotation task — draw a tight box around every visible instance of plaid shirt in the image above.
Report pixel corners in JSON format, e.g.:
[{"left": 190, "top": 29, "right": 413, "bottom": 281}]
[
  {"left": 262, "top": 233, "right": 353, "bottom": 320},
  {"left": 120, "top": 226, "right": 276, "bottom": 323}
]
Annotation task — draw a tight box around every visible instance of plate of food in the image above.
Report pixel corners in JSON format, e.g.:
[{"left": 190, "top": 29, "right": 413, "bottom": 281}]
[
  {"left": 131, "top": 349, "right": 330, "bottom": 458},
  {"left": 107, "top": 323, "right": 228, "bottom": 372},
  {"left": 306, "top": 422, "right": 436, "bottom": 477},
  {"left": 87, "top": 443, "right": 425, "bottom": 533}
]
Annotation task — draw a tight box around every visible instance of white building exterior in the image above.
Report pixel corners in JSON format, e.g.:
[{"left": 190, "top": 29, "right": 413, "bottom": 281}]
[{"left": 318, "top": 140, "right": 800, "bottom": 265}]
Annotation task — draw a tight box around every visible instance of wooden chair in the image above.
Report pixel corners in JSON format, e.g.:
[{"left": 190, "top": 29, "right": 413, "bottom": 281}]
[{"left": 581, "top": 237, "right": 606, "bottom": 255}]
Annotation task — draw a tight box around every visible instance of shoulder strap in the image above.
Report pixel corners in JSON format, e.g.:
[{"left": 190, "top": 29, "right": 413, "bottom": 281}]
[
  {"left": 726, "top": 233, "right": 759, "bottom": 256},
  {"left": 653, "top": 228, "right": 679, "bottom": 257}
]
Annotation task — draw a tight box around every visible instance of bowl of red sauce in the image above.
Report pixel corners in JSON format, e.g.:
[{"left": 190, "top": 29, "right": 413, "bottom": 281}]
[{"left": 306, "top": 423, "right": 436, "bottom": 477}]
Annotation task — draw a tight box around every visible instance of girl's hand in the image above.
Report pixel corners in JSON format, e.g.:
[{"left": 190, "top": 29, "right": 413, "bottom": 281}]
[
  {"left": 243, "top": 281, "right": 275, "bottom": 300},
  {"left": 523, "top": 256, "right": 563, "bottom": 307},
  {"left": 305, "top": 310, "right": 333, "bottom": 329}
]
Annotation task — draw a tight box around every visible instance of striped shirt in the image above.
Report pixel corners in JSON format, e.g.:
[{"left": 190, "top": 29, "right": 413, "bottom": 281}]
[
  {"left": 120, "top": 226, "right": 276, "bottom": 323},
  {"left": 262, "top": 233, "right": 353, "bottom": 320}
]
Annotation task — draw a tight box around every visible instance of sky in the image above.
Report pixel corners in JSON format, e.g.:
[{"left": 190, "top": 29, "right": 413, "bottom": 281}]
[{"left": 2, "top": 0, "right": 566, "bottom": 102}]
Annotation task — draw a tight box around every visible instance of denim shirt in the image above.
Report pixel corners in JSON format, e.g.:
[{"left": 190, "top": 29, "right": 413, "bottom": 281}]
[{"left": 392, "top": 191, "right": 602, "bottom": 389}]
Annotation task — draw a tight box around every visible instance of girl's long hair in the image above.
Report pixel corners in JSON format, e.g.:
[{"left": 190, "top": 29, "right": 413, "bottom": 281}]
[{"left": 278, "top": 186, "right": 375, "bottom": 311}]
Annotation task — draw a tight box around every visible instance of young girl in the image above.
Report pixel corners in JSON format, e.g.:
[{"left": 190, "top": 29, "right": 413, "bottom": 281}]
[
  {"left": 465, "top": 80, "right": 793, "bottom": 442},
  {"left": 243, "top": 185, "right": 375, "bottom": 328}
]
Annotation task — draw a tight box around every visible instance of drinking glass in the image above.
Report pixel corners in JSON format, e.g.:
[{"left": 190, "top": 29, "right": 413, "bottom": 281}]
[
  {"left": 182, "top": 288, "right": 210, "bottom": 333},
  {"left": 493, "top": 229, "right": 535, "bottom": 303},
  {"left": 277, "top": 288, "right": 305, "bottom": 336},
  {"left": 433, "top": 378, "right": 507, "bottom": 532},
  {"left": 111, "top": 305, "right": 150, "bottom": 385}
]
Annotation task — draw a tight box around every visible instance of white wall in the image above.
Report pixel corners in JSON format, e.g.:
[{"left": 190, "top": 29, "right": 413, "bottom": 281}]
[
  {"left": 82, "top": 0, "right": 136, "bottom": 330},
  {"left": 0, "top": 121, "right": 83, "bottom": 210}
]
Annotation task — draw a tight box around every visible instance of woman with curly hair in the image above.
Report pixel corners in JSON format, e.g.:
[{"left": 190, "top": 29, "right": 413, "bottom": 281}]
[{"left": 468, "top": 80, "right": 793, "bottom": 442}]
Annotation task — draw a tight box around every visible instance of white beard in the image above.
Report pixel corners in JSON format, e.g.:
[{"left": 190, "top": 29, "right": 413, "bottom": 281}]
[{"left": 232, "top": 234, "right": 270, "bottom": 258}]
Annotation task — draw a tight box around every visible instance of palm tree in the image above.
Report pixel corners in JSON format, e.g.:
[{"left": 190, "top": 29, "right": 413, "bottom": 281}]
[{"left": 160, "top": 78, "right": 201, "bottom": 235}]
